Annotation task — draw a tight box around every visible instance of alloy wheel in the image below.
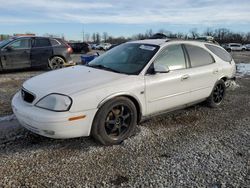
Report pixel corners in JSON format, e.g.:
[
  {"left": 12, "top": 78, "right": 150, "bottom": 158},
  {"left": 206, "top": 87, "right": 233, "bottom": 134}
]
[
  {"left": 104, "top": 105, "right": 132, "bottom": 139},
  {"left": 213, "top": 83, "right": 225, "bottom": 104}
]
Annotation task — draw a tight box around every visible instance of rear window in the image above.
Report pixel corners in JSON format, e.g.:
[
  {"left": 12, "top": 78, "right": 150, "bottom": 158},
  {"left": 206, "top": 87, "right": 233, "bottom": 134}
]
[
  {"left": 185, "top": 44, "right": 214, "bottom": 67},
  {"left": 34, "top": 38, "right": 51, "bottom": 47},
  {"left": 205, "top": 44, "right": 232, "bottom": 62}
]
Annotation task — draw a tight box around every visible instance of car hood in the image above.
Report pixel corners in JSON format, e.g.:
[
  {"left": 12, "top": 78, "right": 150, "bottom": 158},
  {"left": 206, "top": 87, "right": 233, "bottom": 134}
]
[{"left": 23, "top": 65, "right": 127, "bottom": 97}]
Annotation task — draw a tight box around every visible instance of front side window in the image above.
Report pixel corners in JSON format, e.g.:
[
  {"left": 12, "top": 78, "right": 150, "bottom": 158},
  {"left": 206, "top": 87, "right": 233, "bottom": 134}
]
[
  {"left": 34, "top": 38, "right": 51, "bottom": 47},
  {"left": 88, "top": 43, "right": 159, "bottom": 75},
  {"left": 8, "top": 38, "right": 31, "bottom": 49},
  {"left": 185, "top": 44, "right": 214, "bottom": 67},
  {"left": 154, "top": 44, "right": 186, "bottom": 71}
]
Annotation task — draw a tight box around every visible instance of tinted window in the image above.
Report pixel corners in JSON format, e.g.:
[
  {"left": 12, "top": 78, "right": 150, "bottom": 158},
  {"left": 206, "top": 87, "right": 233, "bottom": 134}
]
[
  {"left": 154, "top": 44, "right": 186, "bottom": 71},
  {"left": 185, "top": 45, "right": 214, "bottom": 67},
  {"left": 34, "top": 38, "right": 51, "bottom": 47},
  {"left": 8, "top": 38, "right": 31, "bottom": 49},
  {"left": 50, "top": 39, "right": 60, "bottom": 46},
  {"left": 205, "top": 44, "right": 232, "bottom": 62},
  {"left": 230, "top": 44, "right": 240, "bottom": 47}
]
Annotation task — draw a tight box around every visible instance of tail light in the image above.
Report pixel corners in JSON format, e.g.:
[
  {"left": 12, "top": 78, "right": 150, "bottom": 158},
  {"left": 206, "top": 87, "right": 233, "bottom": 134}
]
[
  {"left": 67, "top": 47, "right": 73, "bottom": 53},
  {"left": 64, "top": 42, "right": 73, "bottom": 53}
]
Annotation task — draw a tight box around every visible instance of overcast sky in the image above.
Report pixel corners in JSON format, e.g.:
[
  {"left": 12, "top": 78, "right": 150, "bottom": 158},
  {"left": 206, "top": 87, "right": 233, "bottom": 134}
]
[{"left": 0, "top": 0, "right": 249, "bottom": 40}]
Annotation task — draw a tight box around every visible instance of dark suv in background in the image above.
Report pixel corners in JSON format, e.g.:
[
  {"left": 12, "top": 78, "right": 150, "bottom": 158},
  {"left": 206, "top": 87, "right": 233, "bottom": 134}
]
[
  {"left": 68, "top": 42, "right": 90, "bottom": 53},
  {"left": 0, "top": 36, "right": 74, "bottom": 71}
]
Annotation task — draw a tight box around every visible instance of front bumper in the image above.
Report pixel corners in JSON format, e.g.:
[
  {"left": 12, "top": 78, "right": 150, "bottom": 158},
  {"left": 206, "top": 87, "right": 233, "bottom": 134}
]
[{"left": 12, "top": 92, "right": 97, "bottom": 139}]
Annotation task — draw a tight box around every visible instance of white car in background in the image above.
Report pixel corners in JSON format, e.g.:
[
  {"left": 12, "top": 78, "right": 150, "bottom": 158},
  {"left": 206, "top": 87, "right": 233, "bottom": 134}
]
[
  {"left": 243, "top": 44, "right": 250, "bottom": 51},
  {"left": 225, "top": 43, "right": 246, "bottom": 52},
  {"left": 12, "top": 39, "right": 236, "bottom": 145},
  {"left": 96, "top": 43, "right": 112, "bottom": 51}
]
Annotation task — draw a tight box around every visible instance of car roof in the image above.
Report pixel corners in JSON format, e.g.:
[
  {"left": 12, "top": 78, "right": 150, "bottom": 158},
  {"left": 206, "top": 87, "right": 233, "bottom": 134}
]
[
  {"left": 228, "top": 43, "right": 242, "bottom": 45},
  {"left": 128, "top": 39, "right": 170, "bottom": 46},
  {"left": 128, "top": 38, "right": 220, "bottom": 47}
]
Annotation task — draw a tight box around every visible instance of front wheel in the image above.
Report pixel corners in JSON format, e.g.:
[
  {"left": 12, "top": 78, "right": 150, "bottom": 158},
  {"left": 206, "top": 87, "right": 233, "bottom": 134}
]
[
  {"left": 48, "top": 56, "right": 65, "bottom": 70},
  {"left": 91, "top": 97, "right": 137, "bottom": 145},
  {"left": 206, "top": 80, "right": 226, "bottom": 108}
]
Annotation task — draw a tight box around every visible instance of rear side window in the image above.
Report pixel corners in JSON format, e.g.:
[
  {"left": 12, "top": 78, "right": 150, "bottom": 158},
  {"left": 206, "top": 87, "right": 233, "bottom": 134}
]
[
  {"left": 205, "top": 44, "right": 232, "bottom": 62},
  {"left": 34, "top": 38, "right": 51, "bottom": 47},
  {"left": 185, "top": 44, "right": 214, "bottom": 67},
  {"left": 50, "top": 39, "right": 60, "bottom": 46}
]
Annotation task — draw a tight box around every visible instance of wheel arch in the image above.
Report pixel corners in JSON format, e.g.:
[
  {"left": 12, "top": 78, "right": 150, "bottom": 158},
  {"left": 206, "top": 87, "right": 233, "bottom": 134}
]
[
  {"left": 219, "top": 76, "right": 228, "bottom": 82},
  {"left": 97, "top": 93, "right": 142, "bottom": 124}
]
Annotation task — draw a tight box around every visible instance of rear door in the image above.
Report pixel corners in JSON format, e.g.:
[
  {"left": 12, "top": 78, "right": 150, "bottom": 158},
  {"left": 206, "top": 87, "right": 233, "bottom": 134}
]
[
  {"left": 31, "top": 38, "right": 53, "bottom": 67},
  {"left": 1, "top": 38, "right": 31, "bottom": 70},
  {"left": 183, "top": 44, "right": 219, "bottom": 101}
]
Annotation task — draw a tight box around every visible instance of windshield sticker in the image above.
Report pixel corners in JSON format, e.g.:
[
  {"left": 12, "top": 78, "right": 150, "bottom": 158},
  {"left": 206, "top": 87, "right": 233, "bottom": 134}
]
[{"left": 139, "top": 45, "right": 156, "bottom": 51}]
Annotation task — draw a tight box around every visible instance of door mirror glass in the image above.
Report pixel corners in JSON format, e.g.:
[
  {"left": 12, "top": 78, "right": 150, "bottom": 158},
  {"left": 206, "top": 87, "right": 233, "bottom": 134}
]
[{"left": 154, "top": 63, "right": 170, "bottom": 73}]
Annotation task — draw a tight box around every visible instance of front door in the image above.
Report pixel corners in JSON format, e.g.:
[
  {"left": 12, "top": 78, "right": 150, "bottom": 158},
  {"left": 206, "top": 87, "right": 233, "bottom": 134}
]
[
  {"left": 145, "top": 44, "right": 192, "bottom": 115},
  {"left": 1, "top": 38, "right": 31, "bottom": 70}
]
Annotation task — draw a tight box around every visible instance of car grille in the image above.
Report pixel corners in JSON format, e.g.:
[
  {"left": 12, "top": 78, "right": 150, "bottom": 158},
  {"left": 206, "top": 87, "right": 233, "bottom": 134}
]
[{"left": 21, "top": 89, "right": 35, "bottom": 103}]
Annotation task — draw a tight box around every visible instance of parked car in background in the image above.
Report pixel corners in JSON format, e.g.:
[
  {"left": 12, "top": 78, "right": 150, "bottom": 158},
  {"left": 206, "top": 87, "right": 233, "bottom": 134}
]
[
  {"left": 96, "top": 43, "right": 112, "bottom": 50},
  {"left": 149, "top": 33, "right": 168, "bottom": 39},
  {"left": 195, "top": 36, "right": 219, "bottom": 45},
  {"left": 68, "top": 42, "right": 90, "bottom": 53},
  {"left": 12, "top": 39, "right": 236, "bottom": 145},
  {"left": 0, "top": 36, "right": 74, "bottom": 71},
  {"left": 243, "top": 44, "right": 250, "bottom": 51},
  {"left": 90, "top": 43, "right": 99, "bottom": 50},
  {"left": 108, "top": 43, "right": 121, "bottom": 50},
  {"left": 224, "top": 43, "right": 246, "bottom": 52}
]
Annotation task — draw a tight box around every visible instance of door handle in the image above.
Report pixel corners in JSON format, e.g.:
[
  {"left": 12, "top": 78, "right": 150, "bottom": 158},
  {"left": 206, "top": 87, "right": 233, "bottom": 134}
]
[
  {"left": 213, "top": 69, "right": 219, "bottom": 74},
  {"left": 181, "top": 74, "right": 190, "bottom": 81}
]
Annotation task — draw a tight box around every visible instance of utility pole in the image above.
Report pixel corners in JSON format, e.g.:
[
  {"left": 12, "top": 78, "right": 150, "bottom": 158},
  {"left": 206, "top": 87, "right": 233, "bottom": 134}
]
[{"left": 82, "top": 24, "right": 84, "bottom": 42}]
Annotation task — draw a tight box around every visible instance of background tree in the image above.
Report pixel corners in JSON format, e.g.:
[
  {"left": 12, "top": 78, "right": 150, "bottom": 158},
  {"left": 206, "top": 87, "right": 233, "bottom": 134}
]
[
  {"left": 96, "top": 33, "right": 101, "bottom": 43},
  {"left": 92, "top": 33, "right": 96, "bottom": 43},
  {"left": 189, "top": 28, "right": 199, "bottom": 39},
  {"left": 102, "top": 32, "right": 108, "bottom": 42}
]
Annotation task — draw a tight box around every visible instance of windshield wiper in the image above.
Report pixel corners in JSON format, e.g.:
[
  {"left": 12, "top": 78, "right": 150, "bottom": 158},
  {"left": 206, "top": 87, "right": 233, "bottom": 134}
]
[{"left": 87, "top": 64, "right": 122, "bottom": 74}]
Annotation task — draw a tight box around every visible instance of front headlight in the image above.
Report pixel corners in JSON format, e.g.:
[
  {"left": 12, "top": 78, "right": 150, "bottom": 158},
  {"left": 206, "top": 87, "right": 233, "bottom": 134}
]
[{"left": 35, "top": 94, "right": 72, "bottom": 112}]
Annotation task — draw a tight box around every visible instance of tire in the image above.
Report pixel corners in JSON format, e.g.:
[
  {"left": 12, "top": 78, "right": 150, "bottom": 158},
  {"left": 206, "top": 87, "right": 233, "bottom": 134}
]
[
  {"left": 206, "top": 80, "right": 226, "bottom": 108},
  {"left": 48, "top": 56, "right": 65, "bottom": 70},
  {"left": 91, "top": 97, "right": 137, "bottom": 145}
]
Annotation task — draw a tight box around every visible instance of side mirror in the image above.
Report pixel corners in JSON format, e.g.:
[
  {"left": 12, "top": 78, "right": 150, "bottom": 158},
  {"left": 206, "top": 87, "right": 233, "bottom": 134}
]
[
  {"left": 154, "top": 64, "right": 170, "bottom": 73},
  {"left": 5, "top": 46, "right": 13, "bottom": 51}
]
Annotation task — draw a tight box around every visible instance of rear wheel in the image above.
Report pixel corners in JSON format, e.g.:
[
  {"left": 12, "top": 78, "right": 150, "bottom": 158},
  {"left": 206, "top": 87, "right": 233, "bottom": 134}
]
[
  {"left": 91, "top": 97, "right": 137, "bottom": 145},
  {"left": 48, "top": 56, "right": 65, "bottom": 70},
  {"left": 207, "top": 80, "right": 226, "bottom": 108}
]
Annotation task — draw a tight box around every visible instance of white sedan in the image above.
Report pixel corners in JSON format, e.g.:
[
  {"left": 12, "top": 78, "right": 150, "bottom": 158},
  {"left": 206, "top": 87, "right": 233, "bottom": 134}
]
[{"left": 12, "top": 39, "right": 236, "bottom": 145}]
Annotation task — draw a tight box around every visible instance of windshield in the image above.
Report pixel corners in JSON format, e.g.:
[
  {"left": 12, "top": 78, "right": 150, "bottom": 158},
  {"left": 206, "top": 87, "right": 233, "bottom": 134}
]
[
  {"left": 88, "top": 43, "right": 159, "bottom": 75},
  {"left": 0, "top": 38, "right": 14, "bottom": 48}
]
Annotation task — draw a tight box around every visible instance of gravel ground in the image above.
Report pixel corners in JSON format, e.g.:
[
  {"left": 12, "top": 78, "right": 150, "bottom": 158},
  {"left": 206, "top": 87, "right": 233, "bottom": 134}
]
[{"left": 0, "top": 52, "right": 249, "bottom": 187}]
